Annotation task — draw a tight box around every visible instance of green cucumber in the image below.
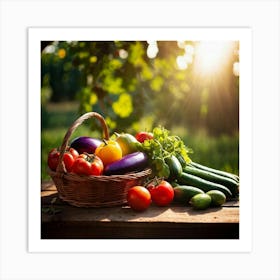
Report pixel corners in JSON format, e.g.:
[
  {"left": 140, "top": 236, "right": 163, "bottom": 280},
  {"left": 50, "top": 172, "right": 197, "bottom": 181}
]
[
  {"left": 165, "top": 155, "right": 183, "bottom": 180},
  {"left": 206, "top": 190, "right": 226, "bottom": 207},
  {"left": 170, "top": 181, "right": 180, "bottom": 188},
  {"left": 174, "top": 185, "right": 204, "bottom": 204},
  {"left": 183, "top": 165, "right": 239, "bottom": 197},
  {"left": 178, "top": 172, "right": 232, "bottom": 199},
  {"left": 190, "top": 193, "right": 212, "bottom": 210},
  {"left": 190, "top": 161, "right": 239, "bottom": 182},
  {"left": 176, "top": 154, "right": 188, "bottom": 168}
]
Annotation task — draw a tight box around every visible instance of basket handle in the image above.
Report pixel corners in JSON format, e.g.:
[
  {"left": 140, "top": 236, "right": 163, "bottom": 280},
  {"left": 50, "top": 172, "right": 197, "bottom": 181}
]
[{"left": 56, "top": 112, "right": 109, "bottom": 173}]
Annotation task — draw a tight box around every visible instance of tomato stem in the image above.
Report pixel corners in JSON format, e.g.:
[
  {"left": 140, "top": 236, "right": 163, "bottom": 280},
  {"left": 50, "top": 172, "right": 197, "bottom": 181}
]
[
  {"left": 83, "top": 152, "right": 96, "bottom": 163},
  {"left": 144, "top": 176, "right": 163, "bottom": 188}
]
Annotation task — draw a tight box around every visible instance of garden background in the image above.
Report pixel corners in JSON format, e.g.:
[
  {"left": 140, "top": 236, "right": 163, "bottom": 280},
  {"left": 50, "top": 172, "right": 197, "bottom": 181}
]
[{"left": 41, "top": 40, "right": 239, "bottom": 180}]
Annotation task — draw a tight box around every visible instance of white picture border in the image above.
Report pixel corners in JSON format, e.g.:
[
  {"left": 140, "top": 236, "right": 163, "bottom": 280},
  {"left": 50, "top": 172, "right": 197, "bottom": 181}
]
[{"left": 28, "top": 27, "right": 252, "bottom": 253}]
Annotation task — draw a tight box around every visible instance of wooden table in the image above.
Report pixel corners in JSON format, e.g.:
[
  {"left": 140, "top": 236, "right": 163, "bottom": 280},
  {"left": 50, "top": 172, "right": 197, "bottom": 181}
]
[{"left": 41, "top": 181, "right": 239, "bottom": 239}]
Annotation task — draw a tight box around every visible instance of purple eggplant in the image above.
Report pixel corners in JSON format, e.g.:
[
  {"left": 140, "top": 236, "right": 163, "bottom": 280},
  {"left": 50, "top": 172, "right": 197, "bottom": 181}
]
[
  {"left": 70, "top": 136, "right": 102, "bottom": 154},
  {"left": 104, "top": 152, "right": 149, "bottom": 175}
]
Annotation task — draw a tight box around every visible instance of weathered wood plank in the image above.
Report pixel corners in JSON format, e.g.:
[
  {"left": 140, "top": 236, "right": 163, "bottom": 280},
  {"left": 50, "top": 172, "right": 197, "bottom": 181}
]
[
  {"left": 41, "top": 180, "right": 56, "bottom": 191},
  {"left": 41, "top": 190, "right": 58, "bottom": 197},
  {"left": 42, "top": 203, "right": 239, "bottom": 224},
  {"left": 41, "top": 181, "right": 239, "bottom": 239},
  {"left": 41, "top": 221, "right": 239, "bottom": 239}
]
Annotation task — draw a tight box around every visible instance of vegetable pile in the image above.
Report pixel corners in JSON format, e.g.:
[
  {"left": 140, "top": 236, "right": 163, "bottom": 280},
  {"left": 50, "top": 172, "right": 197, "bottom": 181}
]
[{"left": 47, "top": 125, "right": 239, "bottom": 211}]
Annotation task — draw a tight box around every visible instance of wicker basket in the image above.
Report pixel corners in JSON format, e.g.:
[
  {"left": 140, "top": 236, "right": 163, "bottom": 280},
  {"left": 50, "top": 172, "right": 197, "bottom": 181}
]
[{"left": 47, "top": 112, "right": 152, "bottom": 207}]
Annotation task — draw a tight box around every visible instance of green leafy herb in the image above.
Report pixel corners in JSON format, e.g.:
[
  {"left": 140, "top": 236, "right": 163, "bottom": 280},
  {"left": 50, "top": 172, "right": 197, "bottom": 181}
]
[
  {"left": 41, "top": 207, "right": 62, "bottom": 215},
  {"left": 41, "top": 197, "right": 62, "bottom": 215},
  {"left": 137, "top": 126, "right": 192, "bottom": 178}
]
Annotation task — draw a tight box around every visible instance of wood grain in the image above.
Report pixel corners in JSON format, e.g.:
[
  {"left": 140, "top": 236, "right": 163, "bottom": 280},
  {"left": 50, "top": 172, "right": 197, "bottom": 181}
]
[{"left": 41, "top": 181, "right": 239, "bottom": 239}]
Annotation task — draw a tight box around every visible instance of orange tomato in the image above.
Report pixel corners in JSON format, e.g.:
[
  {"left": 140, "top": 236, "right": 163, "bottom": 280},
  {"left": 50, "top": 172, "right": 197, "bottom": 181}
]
[{"left": 95, "top": 140, "right": 122, "bottom": 166}]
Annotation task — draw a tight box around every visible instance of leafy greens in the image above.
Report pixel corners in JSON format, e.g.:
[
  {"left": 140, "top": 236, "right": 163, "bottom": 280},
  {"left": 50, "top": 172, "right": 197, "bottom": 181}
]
[{"left": 137, "top": 126, "right": 192, "bottom": 178}]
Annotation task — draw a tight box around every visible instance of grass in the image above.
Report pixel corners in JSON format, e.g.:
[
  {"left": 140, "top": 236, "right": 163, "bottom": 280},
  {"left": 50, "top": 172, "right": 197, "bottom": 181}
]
[
  {"left": 41, "top": 101, "right": 102, "bottom": 180},
  {"left": 41, "top": 101, "right": 239, "bottom": 180},
  {"left": 171, "top": 126, "right": 239, "bottom": 175},
  {"left": 180, "top": 129, "right": 239, "bottom": 175}
]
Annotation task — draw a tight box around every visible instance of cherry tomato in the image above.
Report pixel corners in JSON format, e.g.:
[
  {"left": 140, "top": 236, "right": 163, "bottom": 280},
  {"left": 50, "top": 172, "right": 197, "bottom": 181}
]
[
  {"left": 147, "top": 180, "right": 174, "bottom": 206},
  {"left": 95, "top": 140, "right": 122, "bottom": 166},
  {"left": 72, "top": 153, "right": 104, "bottom": 176},
  {"left": 47, "top": 147, "right": 79, "bottom": 172},
  {"left": 135, "top": 132, "right": 154, "bottom": 143},
  {"left": 127, "top": 186, "right": 151, "bottom": 211}
]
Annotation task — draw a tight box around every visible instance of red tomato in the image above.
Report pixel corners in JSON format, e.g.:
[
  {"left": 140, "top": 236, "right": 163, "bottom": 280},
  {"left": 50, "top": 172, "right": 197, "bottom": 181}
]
[
  {"left": 127, "top": 186, "right": 151, "bottom": 211},
  {"left": 47, "top": 147, "right": 79, "bottom": 172},
  {"left": 147, "top": 180, "right": 174, "bottom": 206},
  {"left": 72, "top": 153, "right": 104, "bottom": 176},
  {"left": 135, "top": 132, "right": 154, "bottom": 143}
]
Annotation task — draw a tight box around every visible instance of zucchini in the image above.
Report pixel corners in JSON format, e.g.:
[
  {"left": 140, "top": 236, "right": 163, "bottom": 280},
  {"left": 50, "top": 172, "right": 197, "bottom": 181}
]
[
  {"left": 170, "top": 181, "right": 180, "bottom": 188},
  {"left": 175, "top": 154, "right": 188, "bottom": 168},
  {"left": 190, "top": 161, "right": 239, "bottom": 182},
  {"left": 165, "top": 155, "right": 183, "bottom": 180},
  {"left": 183, "top": 165, "right": 239, "bottom": 197},
  {"left": 178, "top": 172, "right": 232, "bottom": 199}
]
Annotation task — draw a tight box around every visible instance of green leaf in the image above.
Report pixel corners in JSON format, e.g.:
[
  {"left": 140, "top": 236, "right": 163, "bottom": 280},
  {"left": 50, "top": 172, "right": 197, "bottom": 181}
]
[
  {"left": 42, "top": 206, "right": 62, "bottom": 215},
  {"left": 103, "top": 76, "right": 124, "bottom": 94},
  {"left": 150, "top": 76, "right": 164, "bottom": 92},
  {"left": 128, "top": 42, "right": 145, "bottom": 67},
  {"left": 42, "top": 207, "right": 51, "bottom": 214},
  {"left": 158, "top": 162, "right": 170, "bottom": 178},
  {"left": 138, "top": 125, "right": 192, "bottom": 177},
  {"left": 112, "top": 93, "right": 133, "bottom": 118},
  {"left": 50, "top": 197, "right": 57, "bottom": 204},
  {"left": 154, "top": 158, "right": 164, "bottom": 170}
]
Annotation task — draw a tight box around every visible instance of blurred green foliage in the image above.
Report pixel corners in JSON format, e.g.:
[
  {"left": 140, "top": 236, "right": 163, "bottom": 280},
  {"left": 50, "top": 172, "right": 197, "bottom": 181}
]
[
  {"left": 41, "top": 102, "right": 239, "bottom": 180},
  {"left": 41, "top": 40, "right": 239, "bottom": 180},
  {"left": 41, "top": 40, "right": 239, "bottom": 135}
]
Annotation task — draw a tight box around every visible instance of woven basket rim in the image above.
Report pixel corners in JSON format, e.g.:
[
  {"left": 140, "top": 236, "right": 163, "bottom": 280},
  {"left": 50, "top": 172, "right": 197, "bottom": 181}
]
[{"left": 47, "top": 167, "right": 152, "bottom": 181}]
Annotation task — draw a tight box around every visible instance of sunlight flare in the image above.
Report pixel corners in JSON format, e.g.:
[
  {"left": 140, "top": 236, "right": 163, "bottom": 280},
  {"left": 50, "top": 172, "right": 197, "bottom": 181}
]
[{"left": 194, "top": 41, "right": 234, "bottom": 76}]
